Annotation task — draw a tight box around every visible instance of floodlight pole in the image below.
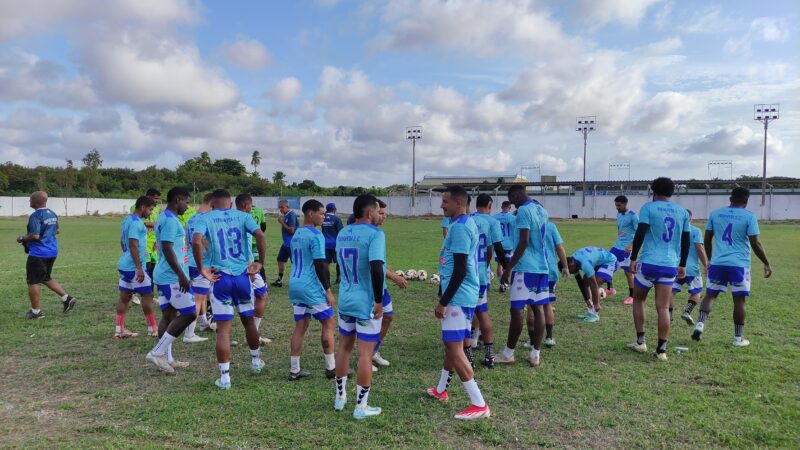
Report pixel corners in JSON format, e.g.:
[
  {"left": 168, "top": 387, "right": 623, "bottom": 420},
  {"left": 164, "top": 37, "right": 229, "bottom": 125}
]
[
  {"left": 754, "top": 104, "right": 779, "bottom": 207},
  {"left": 406, "top": 126, "right": 423, "bottom": 208},
  {"left": 576, "top": 116, "right": 596, "bottom": 211}
]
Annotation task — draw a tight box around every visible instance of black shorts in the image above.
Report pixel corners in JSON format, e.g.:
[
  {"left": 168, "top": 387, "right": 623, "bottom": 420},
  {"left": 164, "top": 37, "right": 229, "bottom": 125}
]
[
  {"left": 27, "top": 256, "right": 56, "bottom": 285},
  {"left": 325, "top": 248, "right": 337, "bottom": 264},
  {"left": 277, "top": 245, "right": 292, "bottom": 263}
]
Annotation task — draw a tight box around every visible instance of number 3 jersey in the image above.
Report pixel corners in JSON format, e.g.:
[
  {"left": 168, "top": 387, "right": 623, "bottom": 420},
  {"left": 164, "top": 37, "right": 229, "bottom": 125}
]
[
  {"left": 706, "top": 206, "right": 759, "bottom": 268},
  {"left": 335, "top": 223, "right": 386, "bottom": 320},
  {"left": 638, "top": 200, "right": 690, "bottom": 268},
  {"left": 194, "top": 208, "right": 259, "bottom": 275}
]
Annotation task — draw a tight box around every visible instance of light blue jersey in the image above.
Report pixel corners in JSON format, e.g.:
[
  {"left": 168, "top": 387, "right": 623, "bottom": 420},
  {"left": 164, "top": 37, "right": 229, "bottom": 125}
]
[
  {"left": 686, "top": 225, "right": 704, "bottom": 276},
  {"left": 153, "top": 210, "right": 189, "bottom": 284},
  {"left": 289, "top": 226, "right": 327, "bottom": 306},
  {"left": 194, "top": 209, "right": 259, "bottom": 275},
  {"left": 470, "top": 212, "right": 503, "bottom": 286},
  {"left": 493, "top": 211, "right": 516, "bottom": 250},
  {"left": 438, "top": 215, "right": 479, "bottom": 307},
  {"left": 545, "top": 221, "right": 564, "bottom": 282},
  {"left": 638, "top": 200, "right": 690, "bottom": 268},
  {"left": 118, "top": 214, "right": 148, "bottom": 272},
  {"left": 441, "top": 216, "right": 450, "bottom": 228},
  {"left": 185, "top": 212, "right": 209, "bottom": 268},
  {"left": 511, "top": 200, "right": 549, "bottom": 274},
  {"left": 706, "top": 206, "right": 760, "bottom": 268},
  {"left": 614, "top": 210, "right": 639, "bottom": 250},
  {"left": 336, "top": 223, "right": 386, "bottom": 320},
  {"left": 572, "top": 247, "right": 617, "bottom": 278}
]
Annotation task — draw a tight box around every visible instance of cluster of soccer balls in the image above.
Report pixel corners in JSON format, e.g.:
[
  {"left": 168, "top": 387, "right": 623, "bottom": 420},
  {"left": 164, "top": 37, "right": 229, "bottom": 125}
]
[{"left": 395, "top": 269, "right": 441, "bottom": 285}]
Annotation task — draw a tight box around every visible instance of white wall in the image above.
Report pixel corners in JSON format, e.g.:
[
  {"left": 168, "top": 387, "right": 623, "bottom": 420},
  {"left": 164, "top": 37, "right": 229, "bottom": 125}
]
[{"left": 0, "top": 197, "right": 134, "bottom": 217}]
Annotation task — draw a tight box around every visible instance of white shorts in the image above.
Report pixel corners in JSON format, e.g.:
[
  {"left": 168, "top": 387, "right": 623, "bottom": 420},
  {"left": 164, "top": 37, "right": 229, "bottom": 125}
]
[
  {"left": 509, "top": 272, "right": 550, "bottom": 308},
  {"left": 293, "top": 303, "right": 334, "bottom": 321},
  {"left": 252, "top": 273, "right": 268, "bottom": 297},
  {"left": 156, "top": 283, "right": 196, "bottom": 315},
  {"left": 338, "top": 314, "right": 381, "bottom": 342},
  {"left": 476, "top": 285, "right": 489, "bottom": 313},
  {"left": 189, "top": 268, "right": 211, "bottom": 296},
  {"left": 441, "top": 305, "right": 474, "bottom": 343},
  {"left": 672, "top": 275, "right": 703, "bottom": 295},
  {"left": 118, "top": 270, "right": 153, "bottom": 295}
]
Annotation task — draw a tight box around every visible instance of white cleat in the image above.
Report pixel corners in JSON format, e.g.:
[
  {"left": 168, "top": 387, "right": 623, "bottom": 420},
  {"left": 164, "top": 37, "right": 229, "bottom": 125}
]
[
  {"left": 372, "top": 352, "right": 390, "bottom": 367},
  {"left": 732, "top": 338, "right": 750, "bottom": 347},
  {"left": 353, "top": 405, "right": 381, "bottom": 420},
  {"left": 654, "top": 352, "right": 668, "bottom": 362},
  {"left": 627, "top": 342, "right": 648, "bottom": 353},
  {"left": 259, "top": 336, "right": 272, "bottom": 345},
  {"left": 145, "top": 352, "right": 175, "bottom": 374},
  {"left": 372, "top": 364, "right": 378, "bottom": 373},
  {"left": 183, "top": 334, "right": 208, "bottom": 343}
]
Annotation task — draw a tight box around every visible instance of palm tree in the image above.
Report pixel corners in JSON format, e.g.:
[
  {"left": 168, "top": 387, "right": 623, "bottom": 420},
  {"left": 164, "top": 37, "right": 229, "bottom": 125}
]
[{"left": 251, "top": 150, "right": 261, "bottom": 176}]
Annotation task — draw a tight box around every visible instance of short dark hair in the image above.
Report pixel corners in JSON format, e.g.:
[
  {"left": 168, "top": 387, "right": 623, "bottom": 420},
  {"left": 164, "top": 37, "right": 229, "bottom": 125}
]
[
  {"left": 353, "top": 194, "right": 379, "bottom": 219},
  {"left": 444, "top": 185, "right": 469, "bottom": 204},
  {"left": 135, "top": 195, "right": 156, "bottom": 209},
  {"left": 508, "top": 184, "right": 526, "bottom": 197},
  {"left": 476, "top": 193, "right": 493, "bottom": 208},
  {"left": 202, "top": 192, "right": 214, "bottom": 204},
  {"left": 166, "top": 187, "right": 190, "bottom": 203},
  {"left": 377, "top": 199, "right": 387, "bottom": 208},
  {"left": 235, "top": 193, "right": 253, "bottom": 208},
  {"left": 146, "top": 188, "right": 161, "bottom": 197},
  {"left": 651, "top": 177, "right": 675, "bottom": 197},
  {"left": 302, "top": 199, "right": 324, "bottom": 214},
  {"left": 614, "top": 195, "right": 628, "bottom": 203},
  {"left": 212, "top": 189, "right": 231, "bottom": 200},
  {"left": 501, "top": 201, "right": 512, "bottom": 208},
  {"left": 731, "top": 187, "right": 750, "bottom": 204}
]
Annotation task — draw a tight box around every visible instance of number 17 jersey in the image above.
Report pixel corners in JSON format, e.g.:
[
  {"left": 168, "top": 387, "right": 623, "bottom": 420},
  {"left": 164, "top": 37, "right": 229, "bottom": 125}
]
[
  {"left": 335, "top": 223, "right": 386, "bottom": 320},
  {"left": 638, "top": 200, "right": 690, "bottom": 268},
  {"left": 194, "top": 208, "right": 258, "bottom": 275}
]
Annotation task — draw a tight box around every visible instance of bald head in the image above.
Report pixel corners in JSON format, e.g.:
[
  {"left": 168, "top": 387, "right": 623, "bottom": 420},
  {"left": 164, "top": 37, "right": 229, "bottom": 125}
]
[{"left": 30, "top": 191, "right": 48, "bottom": 208}]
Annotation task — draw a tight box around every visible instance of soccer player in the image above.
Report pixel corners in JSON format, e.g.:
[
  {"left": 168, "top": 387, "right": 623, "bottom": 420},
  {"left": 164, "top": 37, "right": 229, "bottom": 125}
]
[
  {"left": 322, "top": 203, "right": 344, "bottom": 285},
  {"left": 287, "top": 199, "right": 336, "bottom": 380},
  {"left": 495, "top": 185, "right": 550, "bottom": 368},
  {"left": 426, "top": 186, "right": 490, "bottom": 420},
  {"left": 184, "top": 193, "right": 213, "bottom": 339},
  {"left": 17, "top": 191, "right": 76, "bottom": 319},
  {"left": 540, "top": 221, "right": 569, "bottom": 346},
  {"left": 609, "top": 195, "right": 639, "bottom": 305},
  {"left": 249, "top": 200, "right": 268, "bottom": 282},
  {"left": 675, "top": 210, "right": 709, "bottom": 325},
  {"left": 115, "top": 195, "right": 158, "bottom": 338},
  {"left": 132, "top": 188, "right": 161, "bottom": 281},
  {"left": 493, "top": 201, "right": 516, "bottom": 292},
  {"left": 690, "top": 187, "right": 772, "bottom": 346},
  {"left": 566, "top": 247, "right": 618, "bottom": 323},
  {"left": 468, "top": 193, "right": 508, "bottom": 368},
  {"left": 193, "top": 189, "right": 267, "bottom": 389},
  {"left": 236, "top": 194, "right": 271, "bottom": 345},
  {"left": 346, "top": 213, "right": 356, "bottom": 225},
  {"left": 628, "top": 177, "right": 691, "bottom": 361},
  {"left": 272, "top": 199, "right": 298, "bottom": 287},
  {"left": 145, "top": 187, "right": 196, "bottom": 374},
  {"left": 333, "top": 194, "right": 385, "bottom": 419}
]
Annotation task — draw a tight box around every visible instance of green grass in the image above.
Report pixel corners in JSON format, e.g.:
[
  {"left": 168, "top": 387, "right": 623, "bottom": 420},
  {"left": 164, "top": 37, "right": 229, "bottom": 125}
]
[{"left": 0, "top": 216, "right": 798, "bottom": 448}]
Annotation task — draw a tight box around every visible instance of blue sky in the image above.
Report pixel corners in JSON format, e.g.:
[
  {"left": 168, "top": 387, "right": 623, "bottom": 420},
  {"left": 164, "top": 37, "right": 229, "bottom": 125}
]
[{"left": 0, "top": 0, "right": 797, "bottom": 186}]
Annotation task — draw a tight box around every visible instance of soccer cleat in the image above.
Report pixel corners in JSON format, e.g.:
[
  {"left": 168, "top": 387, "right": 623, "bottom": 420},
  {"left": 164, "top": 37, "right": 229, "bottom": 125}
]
[
  {"left": 259, "top": 336, "right": 272, "bottom": 345},
  {"left": 493, "top": 353, "right": 515, "bottom": 365},
  {"left": 681, "top": 311, "right": 695, "bottom": 326},
  {"left": 582, "top": 313, "right": 600, "bottom": 323},
  {"left": 353, "top": 405, "right": 382, "bottom": 420},
  {"left": 606, "top": 288, "right": 617, "bottom": 296},
  {"left": 145, "top": 352, "right": 175, "bottom": 374},
  {"left": 480, "top": 356, "right": 495, "bottom": 368},
  {"left": 627, "top": 342, "right": 648, "bottom": 353},
  {"left": 527, "top": 355, "right": 541, "bottom": 368},
  {"left": 112, "top": 329, "right": 139, "bottom": 340},
  {"left": 576, "top": 311, "right": 590, "bottom": 319},
  {"left": 62, "top": 296, "right": 77, "bottom": 313},
  {"left": 623, "top": 297, "right": 634, "bottom": 305},
  {"left": 426, "top": 387, "right": 449, "bottom": 402},
  {"left": 544, "top": 337, "right": 555, "bottom": 348},
  {"left": 146, "top": 330, "right": 158, "bottom": 338},
  {"left": 691, "top": 322, "right": 704, "bottom": 341},
  {"left": 196, "top": 320, "right": 211, "bottom": 332},
  {"left": 499, "top": 284, "right": 507, "bottom": 293},
  {"left": 251, "top": 359, "right": 266, "bottom": 374},
  {"left": 334, "top": 398, "right": 347, "bottom": 411},
  {"left": 215, "top": 378, "right": 231, "bottom": 390},
  {"left": 372, "top": 364, "right": 378, "bottom": 373},
  {"left": 132, "top": 295, "right": 141, "bottom": 305},
  {"left": 25, "top": 310, "right": 44, "bottom": 320},
  {"left": 654, "top": 352, "right": 668, "bottom": 362},
  {"left": 170, "top": 360, "right": 190, "bottom": 369},
  {"left": 325, "top": 368, "right": 353, "bottom": 379},
  {"left": 372, "top": 352, "right": 390, "bottom": 367},
  {"left": 288, "top": 368, "right": 311, "bottom": 380},
  {"left": 732, "top": 337, "right": 750, "bottom": 347},
  {"left": 454, "top": 404, "right": 491, "bottom": 420},
  {"left": 271, "top": 278, "right": 283, "bottom": 287},
  {"left": 183, "top": 334, "right": 208, "bottom": 343}
]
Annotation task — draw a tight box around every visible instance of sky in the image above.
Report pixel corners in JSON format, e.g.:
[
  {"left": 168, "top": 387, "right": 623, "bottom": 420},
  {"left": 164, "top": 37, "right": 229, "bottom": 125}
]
[{"left": 0, "top": 0, "right": 798, "bottom": 187}]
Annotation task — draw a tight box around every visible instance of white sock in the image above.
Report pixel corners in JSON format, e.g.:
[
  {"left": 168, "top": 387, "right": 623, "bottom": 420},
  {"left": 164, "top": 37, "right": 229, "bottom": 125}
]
[
  {"left": 502, "top": 346, "right": 514, "bottom": 359},
  {"left": 530, "top": 348, "right": 540, "bottom": 361},
  {"left": 32, "top": 308, "right": 41, "bottom": 314},
  {"left": 254, "top": 316, "right": 262, "bottom": 331},
  {"left": 588, "top": 306, "right": 596, "bottom": 314},
  {"left": 151, "top": 332, "right": 175, "bottom": 356},
  {"left": 462, "top": 379, "right": 486, "bottom": 407},
  {"left": 324, "top": 353, "right": 335, "bottom": 371},
  {"left": 356, "top": 385, "right": 370, "bottom": 408},
  {"left": 185, "top": 320, "right": 197, "bottom": 338},
  {"left": 335, "top": 375, "right": 347, "bottom": 401},
  {"left": 219, "top": 362, "right": 231, "bottom": 384},
  {"left": 437, "top": 369, "right": 452, "bottom": 393},
  {"left": 167, "top": 342, "right": 174, "bottom": 363},
  {"left": 250, "top": 348, "right": 261, "bottom": 364},
  {"left": 290, "top": 356, "right": 301, "bottom": 373},
  {"left": 61, "top": 294, "right": 69, "bottom": 302}
]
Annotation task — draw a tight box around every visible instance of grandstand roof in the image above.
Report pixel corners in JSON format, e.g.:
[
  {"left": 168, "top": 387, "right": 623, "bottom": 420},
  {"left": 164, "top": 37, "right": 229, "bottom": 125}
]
[
  {"left": 416, "top": 177, "right": 800, "bottom": 192},
  {"left": 417, "top": 175, "right": 525, "bottom": 188}
]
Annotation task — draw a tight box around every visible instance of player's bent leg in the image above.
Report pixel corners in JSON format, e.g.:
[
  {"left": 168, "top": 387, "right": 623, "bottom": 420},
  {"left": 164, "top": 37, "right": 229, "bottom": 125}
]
[
  {"left": 654, "top": 283, "right": 673, "bottom": 360},
  {"left": 239, "top": 314, "right": 265, "bottom": 374},
  {"left": 114, "top": 291, "right": 137, "bottom": 339}
]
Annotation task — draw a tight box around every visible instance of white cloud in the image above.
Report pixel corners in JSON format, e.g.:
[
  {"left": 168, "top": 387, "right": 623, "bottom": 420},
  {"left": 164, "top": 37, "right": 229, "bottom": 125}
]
[
  {"left": 220, "top": 36, "right": 272, "bottom": 70},
  {"left": 634, "top": 37, "right": 682, "bottom": 56},
  {"left": 268, "top": 77, "right": 302, "bottom": 103},
  {"left": 636, "top": 92, "right": 701, "bottom": 132},
  {"left": 683, "top": 125, "right": 784, "bottom": 157},
  {"left": 678, "top": 6, "right": 734, "bottom": 34},
  {"left": 0, "top": 50, "right": 99, "bottom": 108},
  {"left": 725, "top": 17, "right": 790, "bottom": 56},
  {"left": 574, "top": 0, "right": 662, "bottom": 28}
]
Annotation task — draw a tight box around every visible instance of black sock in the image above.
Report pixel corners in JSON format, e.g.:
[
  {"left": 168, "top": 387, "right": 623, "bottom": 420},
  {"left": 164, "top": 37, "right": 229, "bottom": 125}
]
[
  {"left": 278, "top": 272, "right": 284, "bottom": 280},
  {"left": 607, "top": 282, "right": 613, "bottom": 290},
  {"left": 484, "top": 343, "right": 494, "bottom": 359},
  {"left": 464, "top": 346, "right": 474, "bottom": 366},
  {"left": 734, "top": 323, "right": 744, "bottom": 337},
  {"left": 528, "top": 330, "right": 536, "bottom": 345},
  {"left": 684, "top": 300, "right": 697, "bottom": 314},
  {"left": 545, "top": 324, "right": 553, "bottom": 339},
  {"left": 629, "top": 288, "right": 634, "bottom": 297},
  {"left": 669, "top": 308, "right": 673, "bottom": 322},
  {"left": 657, "top": 339, "right": 667, "bottom": 353},
  {"left": 698, "top": 310, "right": 709, "bottom": 323},
  {"left": 637, "top": 332, "right": 645, "bottom": 345}
]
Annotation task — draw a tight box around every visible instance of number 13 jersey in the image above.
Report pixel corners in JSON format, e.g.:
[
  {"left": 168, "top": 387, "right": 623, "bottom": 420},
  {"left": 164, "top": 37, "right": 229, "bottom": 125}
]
[{"left": 195, "top": 208, "right": 259, "bottom": 275}]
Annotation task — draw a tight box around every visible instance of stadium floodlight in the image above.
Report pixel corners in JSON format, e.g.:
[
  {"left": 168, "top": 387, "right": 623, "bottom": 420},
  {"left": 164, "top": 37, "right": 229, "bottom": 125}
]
[
  {"left": 707, "top": 160, "right": 733, "bottom": 181},
  {"left": 576, "top": 116, "right": 597, "bottom": 209},
  {"left": 520, "top": 164, "right": 541, "bottom": 194},
  {"left": 406, "top": 126, "right": 423, "bottom": 208},
  {"left": 754, "top": 104, "right": 779, "bottom": 206},
  {"left": 608, "top": 162, "right": 630, "bottom": 181}
]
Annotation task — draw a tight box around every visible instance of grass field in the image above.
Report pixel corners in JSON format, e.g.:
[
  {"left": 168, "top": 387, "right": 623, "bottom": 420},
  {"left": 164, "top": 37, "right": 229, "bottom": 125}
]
[{"left": 0, "top": 216, "right": 798, "bottom": 448}]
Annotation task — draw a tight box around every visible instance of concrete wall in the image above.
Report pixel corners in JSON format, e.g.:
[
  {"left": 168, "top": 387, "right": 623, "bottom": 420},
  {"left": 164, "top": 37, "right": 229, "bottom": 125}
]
[{"left": 0, "top": 197, "right": 134, "bottom": 217}]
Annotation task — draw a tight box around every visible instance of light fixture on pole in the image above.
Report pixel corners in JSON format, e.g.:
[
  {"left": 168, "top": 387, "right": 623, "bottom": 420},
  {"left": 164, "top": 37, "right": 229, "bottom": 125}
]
[
  {"left": 406, "top": 126, "right": 423, "bottom": 208},
  {"left": 754, "top": 104, "right": 779, "bottom": 206},
  {"left": 608, "top": 162, "right": 630, "bottom": 181},
  {"left": 707, "top": 160, "right": 733, "bottom": 180},
  {"left": 520, "top": 164, "right": 541, "bottom": 193},
  {"left": 576, "top": 116, "right": 596, "bottom": 209}
]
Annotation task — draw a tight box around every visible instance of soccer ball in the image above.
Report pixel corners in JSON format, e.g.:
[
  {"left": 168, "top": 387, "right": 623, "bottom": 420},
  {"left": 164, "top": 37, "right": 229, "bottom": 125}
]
[
  {"left": 598, "top": 287, "right": 607, "bottom": 299},
  {"left": 430, "top": 274, "right": 441, "bottom": 285},
  {"left": 417, "top": 270, "right": 428, "bottom": 281},
  {"left": 395, "top": 270, "right": 405, "bottom": 279},
  {"left": 406, "top": 269, "right": 418, "bottom": 280}
]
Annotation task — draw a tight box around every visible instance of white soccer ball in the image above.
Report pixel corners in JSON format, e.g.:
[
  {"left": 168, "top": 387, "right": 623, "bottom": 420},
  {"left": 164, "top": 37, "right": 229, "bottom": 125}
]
[
  {"left": 395, "top": 270, "right": 405, "bottom": 279},
  {"left": 417, "top": 270, "right": 428, "bottom": 281},
  {"left": 598, "top": 287, "right": 608, "bottom": 299},
  {"left": 406, "top": 269, "right": 418, "bottom": 280},
  {"left": 430, "top": 274, "right": 441, "bottom": 285}
]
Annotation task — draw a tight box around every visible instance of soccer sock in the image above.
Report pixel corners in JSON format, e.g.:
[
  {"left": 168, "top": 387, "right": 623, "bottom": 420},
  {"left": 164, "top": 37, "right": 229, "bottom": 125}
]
[
  {"left": 698, "top": 310, "right": 709, "bottom": 324},
  {"left": 502, "top": 346, "right": 515, "bottom": 359},
  {"left": 61, "top": 294, "right": 70, "bottom": 302},
  {"left": 151, "top": 332, "right": 175, "bottom": 356},
  {"left": 356, "top": 385, "right": 370, "bottom": 408},
  {"left": 31, "top": 308, "right": 41, "bottom": 314},
  {"left": 115, "top": 313, "right": 126, "bottom": 334},
  {"left": 734, "top": 323, "right": 744, "bottom": 338},
  {"left": 462, "top": 379, "right": 486, "bottom": 407},
  {"left": 464, "top": 346, "right": 474, "bottom": 366},
  {"left": 469, "top": 329, "right": 479, "bottom": 348},
  {"left": 335, "top": 376, "right": 347, "bottom": 401},
  {"left": 684, "top": 300, "right": 697, "bottom": 314},
  {"left": 636, "top": 332, "right": 645, "bottom": 345},
  {"left": 254, "top": 316, "right": 262, "bottom": 331},
  {"left": 629, "top": 288, "right": 634, "bottom": 297},
  {"left": 530, "top": 348, "right": 540, "bottom": 361},
  {"left": 324, "top": 353, "right": 335, "bottom": 371},
  {"left": 437, "top": 369, "right": 453, "bottom": 392},
  {"left": 145, "top": 312, "right": 157, "bottom": 333},
  {"left": 185, "top": 320, "right": 197, "bottom": 338},
  {"left": 545, "top": 324, "right": 554, "bottom": 340},
  {"left": 657, "top": 339, "right": 667, "bottom": 354},
  {"left": 290, "top": 356, "right": 301, "bottom": 373},
  {"left": 250, "top": 348, "right": 261, "bottom": 364},
  {"left": 219, "top": 362, "right": 231, "bottom": 384},
  {"left": 167, "top": 342, "right": 174, "bottom": 363},
  {"left": 484, "top": 343, "right": 494, "bottom": 359},
  {"left": 278, "top": 272, "right": 284, "bottom": 280},
  {"left": 606, "top": 282, "right": 613, "bottom": 289}
]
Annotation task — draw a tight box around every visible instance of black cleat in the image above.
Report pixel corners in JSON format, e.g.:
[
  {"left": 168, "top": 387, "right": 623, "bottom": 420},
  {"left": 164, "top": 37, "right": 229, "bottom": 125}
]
[
  {"left": 480, "top": 357, "right": 495, "bottom": 369},
  {"left": 326, "top": 368, "right": 354, "bottom": 379},
  {"left": 271, "top": 278, "right": 283, "bottom": 288},
  {"left": 289, "top": 368, "right": 311, "bottom": 381},
  {"left": 62, "top": 296, "right": 76, "bottom": 313},
  {"left": 25, "top": 309, "right": 44, "bottom": 320}
]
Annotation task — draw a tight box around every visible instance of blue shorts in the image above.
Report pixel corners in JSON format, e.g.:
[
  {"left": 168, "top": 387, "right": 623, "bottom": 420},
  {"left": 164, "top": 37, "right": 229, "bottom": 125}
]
[
  {"left": 610, "top": 247, "right": 632, "bottom": 272},
  {"left": 634, "top": 263, "right": 677, "bottom": 289},
  {"left": 118, "top": 270, "right": 153, "bottom": 295},
  {"left": 595, "top": 262, "right": 618, "bottom": 283},
  {"left": 476, "top": 284, "right": 489, "bottom": 313},
  {"left": 293, "top": 303, "right": 334, "bottom": 321},
  {"left": 382, "top": 289, "right": 393, "bottom": 315},
  {"left": 277, "top": 245, "right": 292, "bottom": 263},
  {"left": 509, "top": 272, "right": 550, "bottom": 308},
  {"left": 338, "top": 314, "right": 382, "bottom": 342},
  {"left": 325, "top": 248, "right": 336, "bottom": 264},
  {"left": 156, "top": 283, "right": 196, "bottom": 315},
  {"left": 441, "top": 305, "right": 474, "bottom": 343},
  {"left": 707, "top": 265, "right": 751, "bottom": 297},
  {"left": 547, "top": 280, "right": 557, "bottom": 302},
  {"left": 211, "top": 272, "right": 254, "bottom": 321},
  {"left": 672, "top": 275, "right": 703, "bottom": 294}
]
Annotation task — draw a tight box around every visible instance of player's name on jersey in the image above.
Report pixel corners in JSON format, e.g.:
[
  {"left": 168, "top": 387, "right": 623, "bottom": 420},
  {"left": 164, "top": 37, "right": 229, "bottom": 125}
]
[
  {"left": 338, "top": 235, "right": 364, "bottom": 242},
  {"left": 209, "top": 216, "right": 240, "bottom": 224},
  {"left": 717, "top": 213, "right": 745, "bottom": 221},
  {"left": 655, "top": 205, "right": 679, "bottom": 213}
]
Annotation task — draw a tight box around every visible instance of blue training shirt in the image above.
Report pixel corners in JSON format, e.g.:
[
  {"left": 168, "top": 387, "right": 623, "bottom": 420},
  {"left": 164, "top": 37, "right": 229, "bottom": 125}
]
[
  {"left": 336, "top": 223, "right": 386, "bottom": 320},
  {"left": 706, "top": 206, "right": 760, "bottom": 268},
  {"left": 153, "top": 210, "right": 190, "bottom": 284},
  {"left": 118, "top": 214, "right": 147, "bottom": 272},
  {"left": 438, "top": 215, "right": 480, "bottom": 308},
  {"left": 493, "top": 211, "right": 516, "bottom": 251},
  {"left": 195, "top": 208, "right": 259, "bottom": 275},
  {"left": 638, "top": 200, "right": 690, "bottom": 268},
  {"left": 26, "top": 208, "right": 59, "bottom": 258},
  {"left": 511, "top": 200, "right": 549, "bottom": 274},
  {"left": 281, "top": 210, "right": 299, "bottom": 248},
  {"left": 686, "top": 225, "right": 704, "bottom": 276},
  {"left": 321, "top": 213, "right": 344, "bottom": 250},
  {"left": 614, "top": 210, "right": 639, "bottom": 250},
  {"left": 572, "top": 247, "right": 617, "bottom": 278},
  {"left": 289, "top": 226, "right": 327, "bottom": 306},
  {"left": 545, "top": 221, "right": 564, "bottom": 282},
  {"left": 185, "top": 212, "right": 209, "bottom": 268},
  {"left": 470, "top": 212, "right": 503, "bottom": 286}
]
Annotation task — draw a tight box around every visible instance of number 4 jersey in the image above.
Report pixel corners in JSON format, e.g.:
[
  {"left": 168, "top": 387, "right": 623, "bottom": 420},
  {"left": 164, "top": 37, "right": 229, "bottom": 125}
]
[
  {"left": 194, "top": 208, "right": 259, "bottom": 275},
  {"left": 706, "top": 206, "right": 759, "bottom": 268},
  {"left": 638, "top": 200, "right": 690, "bottom": 269}
]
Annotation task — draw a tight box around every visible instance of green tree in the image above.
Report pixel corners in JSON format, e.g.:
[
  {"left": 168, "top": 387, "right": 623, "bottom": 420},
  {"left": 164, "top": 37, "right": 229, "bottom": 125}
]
[
  {"left": 212, "top": 158, "right": 247, "bottom": 176},
  {"left": 82, "top": 148, "right": 103, "bottom": 197},
  {"left": 251, "top": 150, "right": 261, "bottom": 175},
  {"left": 0, "top": 170, "right": 8, "bottom": 192}
]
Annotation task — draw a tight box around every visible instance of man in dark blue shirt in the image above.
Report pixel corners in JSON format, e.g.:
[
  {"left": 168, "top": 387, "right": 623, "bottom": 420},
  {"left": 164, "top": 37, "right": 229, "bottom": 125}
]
[
  {"left": 272, "top": 199, "right": 298, "bottom": 287},
  {"left": 17, "top": 191, "right": 76, "bottom": 319},
  {"left": 321, "top": 203, "right": 344, "bottom": 284}
]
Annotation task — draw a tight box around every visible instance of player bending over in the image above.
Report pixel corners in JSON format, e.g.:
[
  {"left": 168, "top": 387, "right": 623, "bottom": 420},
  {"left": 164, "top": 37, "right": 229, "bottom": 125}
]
[{"left": 566, "top": 247, "right": 617, "bottom": 323}]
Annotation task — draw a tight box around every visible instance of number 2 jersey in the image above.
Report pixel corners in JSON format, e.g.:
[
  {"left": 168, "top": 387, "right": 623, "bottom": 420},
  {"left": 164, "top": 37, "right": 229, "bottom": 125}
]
[
  {"left": 706, "top": 206, "right": 759, "bottom": 268},
  {"left": 193, "top": 208, "right": 259, "bottom": 275},
  {"left": 470, "top": 212, "right": 503, "bottom": 287},
  {"left": 637, "top": 200, "right": 690, "bottom": 268},
  {"left": 336, "top": 223, "right": 386, "bottom": 320}
]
